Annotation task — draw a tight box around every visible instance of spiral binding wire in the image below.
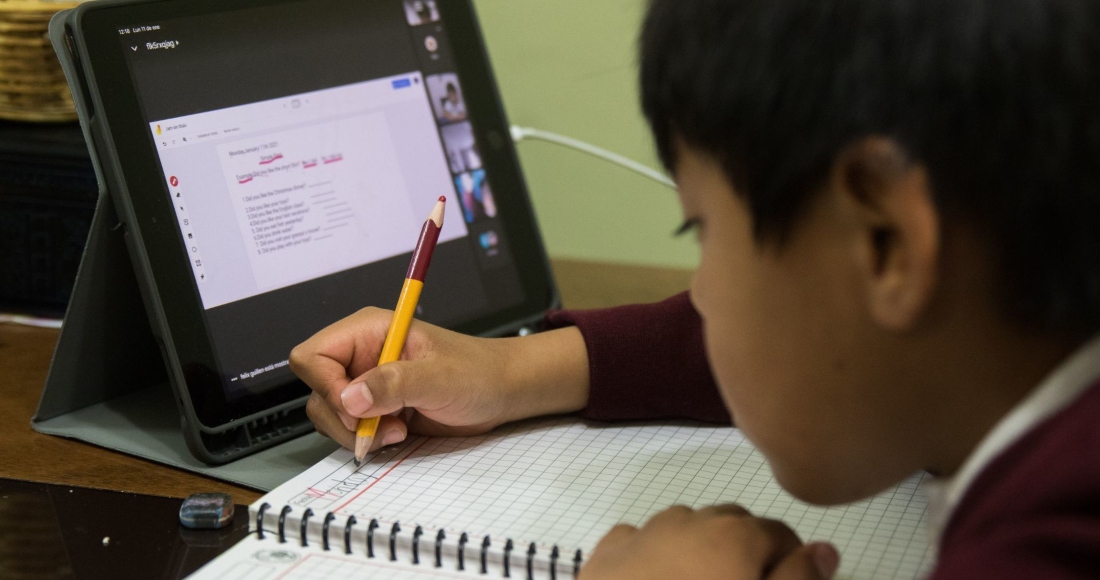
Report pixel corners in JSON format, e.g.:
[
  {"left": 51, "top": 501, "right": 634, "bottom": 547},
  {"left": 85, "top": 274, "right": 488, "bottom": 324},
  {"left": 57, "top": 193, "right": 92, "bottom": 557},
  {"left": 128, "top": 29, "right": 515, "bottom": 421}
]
[
  {"left": 300, "top": 509, "right": 313, "bottom": 547},
  {"left": 322, "top": 512, "right": 336, "bottom": 551},
  {"left": 344, "top": 515, "right": 357, "bottom": 555},
  {"left": 367, "top": 518, "right": 379, "bottom": 557},
  {"left": 255, "top": 505, "right": 582, "bottom": 579}
]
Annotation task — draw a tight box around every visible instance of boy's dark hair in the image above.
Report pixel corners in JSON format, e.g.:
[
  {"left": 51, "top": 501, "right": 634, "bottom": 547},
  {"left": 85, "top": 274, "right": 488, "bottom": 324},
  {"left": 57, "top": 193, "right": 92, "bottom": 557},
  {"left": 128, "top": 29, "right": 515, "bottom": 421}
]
[{"left": 640, "top": 0, "right": 1100, "bottom": 337}]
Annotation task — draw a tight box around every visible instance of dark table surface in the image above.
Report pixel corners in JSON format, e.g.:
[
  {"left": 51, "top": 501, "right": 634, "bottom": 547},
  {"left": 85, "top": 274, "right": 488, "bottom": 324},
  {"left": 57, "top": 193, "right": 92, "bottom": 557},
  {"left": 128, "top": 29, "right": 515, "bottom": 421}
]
[{"left": 0, "top": 478, "right": 250, "bottom": 580}]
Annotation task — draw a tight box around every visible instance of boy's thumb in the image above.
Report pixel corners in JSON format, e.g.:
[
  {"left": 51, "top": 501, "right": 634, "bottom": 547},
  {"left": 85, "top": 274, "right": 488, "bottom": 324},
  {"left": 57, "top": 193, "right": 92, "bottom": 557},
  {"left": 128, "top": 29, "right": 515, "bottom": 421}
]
[
  {"left": 356, "top": 359, "right": 436, "bottom": 416},
  {"left": 767, "top": 542, "right": 840, "bottom": 580}
]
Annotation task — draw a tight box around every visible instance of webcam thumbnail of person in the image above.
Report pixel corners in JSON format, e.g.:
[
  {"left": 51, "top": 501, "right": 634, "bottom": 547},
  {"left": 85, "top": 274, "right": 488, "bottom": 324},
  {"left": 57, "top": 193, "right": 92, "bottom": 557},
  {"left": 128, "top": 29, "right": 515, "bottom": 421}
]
[
  {"left": 403, "top": 0, "right": 440, "bottom": 26},
  {"left": 426, "top": 73, "right": 468, "bottom": 124},
  {"left": 441, "top": 122, "right": 483, "bottom": 175},
  {"left": 455, "top": 169, "right": 497, "bottom": 224}
]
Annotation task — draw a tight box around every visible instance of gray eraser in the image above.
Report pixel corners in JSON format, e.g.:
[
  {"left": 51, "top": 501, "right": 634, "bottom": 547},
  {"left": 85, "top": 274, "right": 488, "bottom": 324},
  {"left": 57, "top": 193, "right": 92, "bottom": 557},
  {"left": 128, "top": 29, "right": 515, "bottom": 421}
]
[{"left": 179, "top": 492, "right": 235, "bottom": 529}]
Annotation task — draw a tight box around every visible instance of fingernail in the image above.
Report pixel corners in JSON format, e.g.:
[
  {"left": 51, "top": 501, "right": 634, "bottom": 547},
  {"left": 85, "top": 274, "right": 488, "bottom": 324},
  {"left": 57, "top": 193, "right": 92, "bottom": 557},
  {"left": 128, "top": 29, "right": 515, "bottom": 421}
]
[
  {"left": 340, "top": 382, "right": 373, "bottom": 416},
  {"left": 381, "top": 429, "right": 405, "bottom": 447},
  {"left": 809, "top": 543, "right": 840, "bottom": 578}
]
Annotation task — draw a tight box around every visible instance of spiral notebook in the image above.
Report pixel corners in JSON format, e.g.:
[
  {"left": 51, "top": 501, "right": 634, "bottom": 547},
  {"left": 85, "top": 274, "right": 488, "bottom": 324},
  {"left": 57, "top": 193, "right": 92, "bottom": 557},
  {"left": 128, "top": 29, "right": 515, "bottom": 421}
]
[{"left": 188, "top": 416, "right": 933, "bottom": 580}]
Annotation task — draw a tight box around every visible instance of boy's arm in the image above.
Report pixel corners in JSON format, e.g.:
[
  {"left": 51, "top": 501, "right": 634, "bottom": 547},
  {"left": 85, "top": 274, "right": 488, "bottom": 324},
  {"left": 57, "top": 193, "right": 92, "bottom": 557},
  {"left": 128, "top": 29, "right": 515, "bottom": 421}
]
[
  {"left": 291, "top": 292, "right": 726, "bottom": 452},
  {"left": 290, "top": 307, "right": 591, "bottom": 451},
  {"left": 546, "top": 292, "right": 731, "bottom": 425}
]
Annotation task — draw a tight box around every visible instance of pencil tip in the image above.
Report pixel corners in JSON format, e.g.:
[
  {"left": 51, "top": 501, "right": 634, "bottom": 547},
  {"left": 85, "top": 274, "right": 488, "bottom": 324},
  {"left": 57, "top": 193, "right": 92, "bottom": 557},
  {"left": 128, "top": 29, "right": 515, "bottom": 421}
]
[
  {"left": 353, "top": 458, "right": 361, "bottom": 468},
  {"left": 354, "top": 435, "right": 372, "bottom": 465},
  {"left": 438, "top": 195, "right": 446, "bottom": 203}
]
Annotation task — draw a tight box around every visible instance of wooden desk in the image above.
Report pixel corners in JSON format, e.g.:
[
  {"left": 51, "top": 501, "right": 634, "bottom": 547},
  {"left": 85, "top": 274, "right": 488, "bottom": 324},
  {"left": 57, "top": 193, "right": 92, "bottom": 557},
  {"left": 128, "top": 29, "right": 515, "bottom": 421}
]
[{"left": 0, "top": 259, "right": 691, "bottom": 505}]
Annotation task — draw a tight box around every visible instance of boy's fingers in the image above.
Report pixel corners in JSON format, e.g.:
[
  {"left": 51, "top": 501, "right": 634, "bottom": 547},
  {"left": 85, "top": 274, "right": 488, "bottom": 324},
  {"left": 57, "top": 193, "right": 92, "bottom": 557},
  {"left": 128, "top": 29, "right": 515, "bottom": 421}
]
[
  {"left": 589, "top": 524, "right": 636, "bottom": 557},
  {"left": 290, "top": 345, "right": 356, "bottom": 415},
  {"left": 645, "top": 504, "right": 693, "bottom": 526},
  {"left": 368, "top": 415, "right": 409, "bottom": 452},
  {"left": 306, "top": 394, "right": 408, "bottom": 453},
  {"left": 697, "top": 504, "right": 751, "bottom": 517},
  {"left": 338, "top": 410, "right": 358, "bottom": 432},
  {"left": 306, "top": 393, "right": 355, "bottom": 450},
  {"left": 304, "top": 392, "right": 353, "bottom": 431},
  {"left": 749, "top": 518, "right": 804, "bottom": 570},
  {"left": 767, "top": 543, "right": 839, "bottom": 580},
  {"left": 694, "top": 507, "right": 802, "bottom": 571},
  {"left": 289, "top": 307, "right": 395, "bottom": 415},
  {"left": 604, "top": 523, "right": 637, "bottom": 544},
  {"left": 351, "top": 361, "right": 441, "bottom": 417}
]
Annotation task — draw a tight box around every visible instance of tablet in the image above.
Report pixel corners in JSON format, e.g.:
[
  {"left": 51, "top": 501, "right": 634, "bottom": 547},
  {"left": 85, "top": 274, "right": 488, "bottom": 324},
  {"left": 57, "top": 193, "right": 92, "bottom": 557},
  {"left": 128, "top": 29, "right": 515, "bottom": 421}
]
[{"left": 57, "top": 0, "right": 558, "bottom": 464}]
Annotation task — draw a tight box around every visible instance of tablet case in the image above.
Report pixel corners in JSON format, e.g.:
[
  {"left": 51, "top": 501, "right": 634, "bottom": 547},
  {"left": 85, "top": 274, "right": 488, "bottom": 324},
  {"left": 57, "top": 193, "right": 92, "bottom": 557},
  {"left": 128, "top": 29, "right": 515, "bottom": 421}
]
[
  {"left": 31, "top": 175, "right": 339, "bottom": 490},
  {"left": 32, "top": 7, "right": 548, "bottom": 490},
  {"left": 35, "top": 3, "right": 558, "bottom": 490},
  {"left": 31, "top": 9, "right": 337, "bottom": 486},
  {"left": 31, "top": 2, "right": 330, "bottom": 471}
]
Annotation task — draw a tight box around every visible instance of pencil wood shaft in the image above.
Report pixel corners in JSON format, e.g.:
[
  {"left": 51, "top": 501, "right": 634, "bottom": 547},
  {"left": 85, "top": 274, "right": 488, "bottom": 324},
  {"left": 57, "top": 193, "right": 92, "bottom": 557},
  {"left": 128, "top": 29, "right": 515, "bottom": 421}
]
[{"left": 353, "top": 197, "right": 445, "bottom": 464}]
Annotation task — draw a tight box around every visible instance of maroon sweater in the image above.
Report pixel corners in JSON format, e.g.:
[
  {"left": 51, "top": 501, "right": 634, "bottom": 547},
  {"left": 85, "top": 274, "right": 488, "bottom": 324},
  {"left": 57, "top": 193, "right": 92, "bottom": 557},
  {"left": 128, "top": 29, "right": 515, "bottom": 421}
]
[
  {"left": 930, "top": 378, "right": 1100, "bottom": 579},
  {"left": 547, "top": 293, "right": 1100, "bottom": 579},
  {"left": 544, "top": 292, "right": 730, "bottom": 424}
]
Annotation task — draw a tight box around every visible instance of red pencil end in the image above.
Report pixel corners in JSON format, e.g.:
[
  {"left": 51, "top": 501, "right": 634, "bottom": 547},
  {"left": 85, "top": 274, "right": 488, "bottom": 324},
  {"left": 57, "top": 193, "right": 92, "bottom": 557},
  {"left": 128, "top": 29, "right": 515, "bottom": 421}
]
[
  {"left": 428, "top": 197, "right": 446, "bottom": 228},
  {"left": 409, "top": 200, "right": 446, "bottom": 281}
]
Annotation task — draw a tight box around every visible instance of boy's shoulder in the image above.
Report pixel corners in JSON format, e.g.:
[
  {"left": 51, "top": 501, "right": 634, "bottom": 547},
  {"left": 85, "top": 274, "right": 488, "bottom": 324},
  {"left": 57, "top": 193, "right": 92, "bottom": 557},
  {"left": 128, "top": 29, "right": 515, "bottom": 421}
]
[{"left": 932, "top": 377, "right": 1100, "bottom": 579}]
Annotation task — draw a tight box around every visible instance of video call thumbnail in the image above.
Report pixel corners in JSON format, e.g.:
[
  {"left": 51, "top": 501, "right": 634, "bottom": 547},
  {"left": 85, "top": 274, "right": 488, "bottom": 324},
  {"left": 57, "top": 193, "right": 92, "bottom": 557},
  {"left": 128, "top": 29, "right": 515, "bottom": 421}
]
[
  {"left": 455, "top": 169, "right": 497, "bottom": 224},
  {"left": 426, "top": 73, "right": 468, "bottom": 124},
  {"left": 441, "top": 121, "right": 482, "bottom": 175},
  {"left": 403, "top": 0, "right": 440, "bottom": 26}
]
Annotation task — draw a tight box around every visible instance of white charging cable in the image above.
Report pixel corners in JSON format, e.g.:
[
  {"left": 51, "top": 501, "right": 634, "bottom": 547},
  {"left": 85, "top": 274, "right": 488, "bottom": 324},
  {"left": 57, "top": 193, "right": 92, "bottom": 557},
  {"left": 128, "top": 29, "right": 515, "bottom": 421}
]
[{"left": 509, "top": 125, "right": 676, "bottom": 190}]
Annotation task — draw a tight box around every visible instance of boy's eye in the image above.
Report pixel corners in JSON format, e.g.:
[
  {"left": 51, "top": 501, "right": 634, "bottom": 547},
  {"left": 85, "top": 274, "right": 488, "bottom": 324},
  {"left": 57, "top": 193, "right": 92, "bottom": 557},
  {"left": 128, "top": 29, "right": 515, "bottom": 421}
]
[{"left": 674, "top": 218, "right": 701, "bottom": 238}]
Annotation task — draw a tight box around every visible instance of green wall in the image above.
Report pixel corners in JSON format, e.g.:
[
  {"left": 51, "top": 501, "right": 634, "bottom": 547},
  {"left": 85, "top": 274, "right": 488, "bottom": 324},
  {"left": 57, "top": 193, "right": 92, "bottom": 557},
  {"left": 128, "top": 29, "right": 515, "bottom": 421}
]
[{"left": 471, "top": 0, "right": 699, "bottom": 269}]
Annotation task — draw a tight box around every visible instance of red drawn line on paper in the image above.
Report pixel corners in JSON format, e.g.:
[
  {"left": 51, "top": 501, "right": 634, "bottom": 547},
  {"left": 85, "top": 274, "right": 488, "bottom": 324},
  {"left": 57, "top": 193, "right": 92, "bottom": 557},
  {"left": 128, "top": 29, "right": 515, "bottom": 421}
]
[
  {"left": 303, "top": 162, "right": 318, "bottom": 168},
  {"left": 323, "top": 155, "right": 343, "bottom": 164},
  {"left": 259, "top": 154, "right": 284, "bottom": 165},
  {"left": 238, "top": 177, "right": 253, "bottom": 184},
  {"left": 305, "top": 487, "right": 339, "bottom": 499},
  {"left": 330, "top": 437, "right": 431, "bottom": 514}
]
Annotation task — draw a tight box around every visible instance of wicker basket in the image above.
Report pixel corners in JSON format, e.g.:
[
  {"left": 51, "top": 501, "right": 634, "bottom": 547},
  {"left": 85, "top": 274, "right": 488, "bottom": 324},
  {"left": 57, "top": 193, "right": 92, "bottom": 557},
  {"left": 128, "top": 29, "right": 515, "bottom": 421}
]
[{"left": 0, "top": 0, "right": 83, "bottom": 122}]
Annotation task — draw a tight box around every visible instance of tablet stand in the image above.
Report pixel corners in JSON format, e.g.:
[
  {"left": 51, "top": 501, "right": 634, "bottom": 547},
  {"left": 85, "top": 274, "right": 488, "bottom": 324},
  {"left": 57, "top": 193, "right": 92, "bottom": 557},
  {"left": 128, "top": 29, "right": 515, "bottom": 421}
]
[
  {"left": 32, "top": 193, "right": 338, "bottom": 491},
  {"left": 32, "top": 15, "right": 337, "bottom": 491}
]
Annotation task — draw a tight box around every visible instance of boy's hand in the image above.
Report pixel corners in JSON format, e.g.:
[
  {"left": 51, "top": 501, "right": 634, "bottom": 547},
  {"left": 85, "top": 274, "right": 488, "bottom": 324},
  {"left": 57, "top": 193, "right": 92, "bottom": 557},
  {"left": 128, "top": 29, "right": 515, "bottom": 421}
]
[
  {"left": 580, "top": 505, "right": 839, "bottom": 580},
  {"left": 289, "top": 307, "right": 589, "bottom": 452}
]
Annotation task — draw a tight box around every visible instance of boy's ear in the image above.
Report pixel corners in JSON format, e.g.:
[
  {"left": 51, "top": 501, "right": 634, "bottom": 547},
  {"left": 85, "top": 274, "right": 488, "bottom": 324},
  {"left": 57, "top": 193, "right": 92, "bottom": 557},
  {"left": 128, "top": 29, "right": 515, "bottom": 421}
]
[{"left": 830, "top": 137, "right": 940, "bottom": 330}]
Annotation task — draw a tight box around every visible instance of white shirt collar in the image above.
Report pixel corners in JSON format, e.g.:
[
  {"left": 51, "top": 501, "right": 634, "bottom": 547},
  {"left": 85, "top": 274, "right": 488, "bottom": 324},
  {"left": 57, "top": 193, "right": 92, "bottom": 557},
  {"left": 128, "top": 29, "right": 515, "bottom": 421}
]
[{"left": 922, "top": 333, "right": 1100, "bottom": 545}]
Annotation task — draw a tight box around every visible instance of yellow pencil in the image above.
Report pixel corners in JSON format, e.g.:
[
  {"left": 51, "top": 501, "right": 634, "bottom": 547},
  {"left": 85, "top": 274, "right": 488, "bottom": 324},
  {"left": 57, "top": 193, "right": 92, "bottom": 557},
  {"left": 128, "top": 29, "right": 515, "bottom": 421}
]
[{"left": 355, "top": 196, "right": 447, "bottom": 465}]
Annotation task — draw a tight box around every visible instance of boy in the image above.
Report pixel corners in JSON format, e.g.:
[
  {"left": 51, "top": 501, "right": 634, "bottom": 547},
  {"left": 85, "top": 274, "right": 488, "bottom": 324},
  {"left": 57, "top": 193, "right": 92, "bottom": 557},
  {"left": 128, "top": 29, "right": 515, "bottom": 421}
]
[{"left": 289, "top": 0, "right": 1100, "bottom": 577}]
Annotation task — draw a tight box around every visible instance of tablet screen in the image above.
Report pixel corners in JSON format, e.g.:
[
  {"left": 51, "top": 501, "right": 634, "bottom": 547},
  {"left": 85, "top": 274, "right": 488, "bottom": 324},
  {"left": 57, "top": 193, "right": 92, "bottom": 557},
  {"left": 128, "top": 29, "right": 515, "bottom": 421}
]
[
  {"left": 99, "top": 0, "right": 547, "bottom": 412},
  {"left": 150, "top": 75, "right": 472, "bottom": 312}
]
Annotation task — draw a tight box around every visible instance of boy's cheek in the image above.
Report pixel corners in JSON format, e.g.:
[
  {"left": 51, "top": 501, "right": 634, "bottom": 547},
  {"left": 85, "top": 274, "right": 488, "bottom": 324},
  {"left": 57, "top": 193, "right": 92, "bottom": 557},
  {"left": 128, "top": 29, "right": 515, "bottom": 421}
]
[{"left": 702, "top": 306, "right": 862, "bottom": 504}]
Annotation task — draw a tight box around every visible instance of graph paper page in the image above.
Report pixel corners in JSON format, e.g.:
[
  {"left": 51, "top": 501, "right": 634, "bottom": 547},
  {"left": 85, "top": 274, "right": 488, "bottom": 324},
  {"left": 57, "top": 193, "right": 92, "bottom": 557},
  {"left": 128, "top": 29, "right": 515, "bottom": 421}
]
[{"left": 247, "top": 416, "right": 931, "bottom": 580}]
